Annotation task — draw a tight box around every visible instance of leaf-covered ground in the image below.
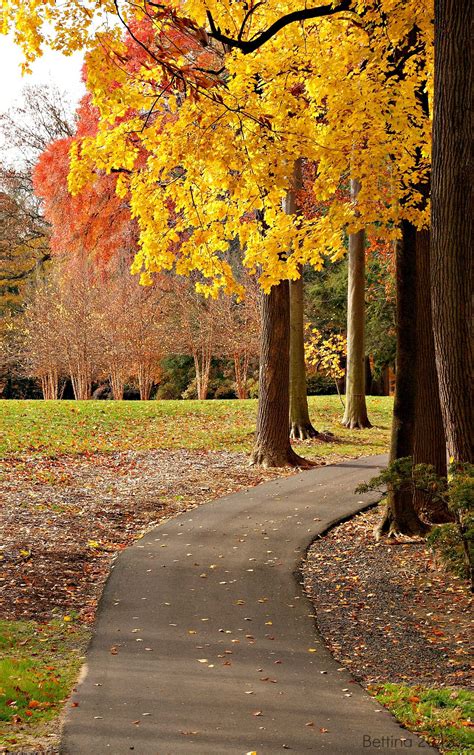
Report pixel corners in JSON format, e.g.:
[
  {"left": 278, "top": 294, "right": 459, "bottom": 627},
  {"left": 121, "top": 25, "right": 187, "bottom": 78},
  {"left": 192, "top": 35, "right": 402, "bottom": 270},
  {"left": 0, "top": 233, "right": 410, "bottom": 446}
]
[
  {"left": 304, "top": 507, "right": 473, "bottom": 752},
  {"left": 0, "top": 449, "right": 293, "bottom": 624}
]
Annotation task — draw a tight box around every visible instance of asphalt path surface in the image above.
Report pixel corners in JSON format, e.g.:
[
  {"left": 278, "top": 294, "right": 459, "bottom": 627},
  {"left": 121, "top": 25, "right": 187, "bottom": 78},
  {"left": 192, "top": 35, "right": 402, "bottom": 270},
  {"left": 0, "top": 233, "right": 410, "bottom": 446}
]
[{"left": 61, "top": 455, "right": 436, "bottom": 754}]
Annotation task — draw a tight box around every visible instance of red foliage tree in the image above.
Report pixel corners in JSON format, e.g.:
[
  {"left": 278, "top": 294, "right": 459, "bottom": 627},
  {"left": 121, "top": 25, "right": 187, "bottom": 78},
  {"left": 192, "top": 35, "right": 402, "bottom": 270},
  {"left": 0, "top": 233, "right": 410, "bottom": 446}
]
[{"left": 33, "top": 95, "right": 136, "bottom": 270}]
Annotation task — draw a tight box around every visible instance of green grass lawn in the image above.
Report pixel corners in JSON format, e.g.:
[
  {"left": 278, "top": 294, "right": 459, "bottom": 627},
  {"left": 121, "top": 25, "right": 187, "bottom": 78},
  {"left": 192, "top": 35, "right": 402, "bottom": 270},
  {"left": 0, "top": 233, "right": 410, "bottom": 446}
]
[
  {"left": 0, "top": 395, "right": 392, "bottom": 460},
  {"left": 372, "top": 684, "right": 474, "bottom": 754},
  {"left": 0, "top": 621, "right": 89, "bottom": 749}
]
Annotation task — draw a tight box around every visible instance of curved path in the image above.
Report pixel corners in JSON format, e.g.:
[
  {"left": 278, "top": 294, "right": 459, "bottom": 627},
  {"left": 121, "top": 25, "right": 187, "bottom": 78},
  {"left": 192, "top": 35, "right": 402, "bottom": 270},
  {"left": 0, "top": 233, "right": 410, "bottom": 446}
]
[{"left": 62, "top": 455, "right": 435, "bottom": 754}]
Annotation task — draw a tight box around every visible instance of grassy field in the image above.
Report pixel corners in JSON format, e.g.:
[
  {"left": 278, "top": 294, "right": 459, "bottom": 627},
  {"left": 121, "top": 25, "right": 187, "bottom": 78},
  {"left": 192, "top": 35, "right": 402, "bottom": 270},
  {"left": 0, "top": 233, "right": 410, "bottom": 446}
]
[
  {"left": 0, "top": 395, "right": 392, "bottom": 460},
  {"left": 372, "top": 684, "right": 474, "bottom": 754}
]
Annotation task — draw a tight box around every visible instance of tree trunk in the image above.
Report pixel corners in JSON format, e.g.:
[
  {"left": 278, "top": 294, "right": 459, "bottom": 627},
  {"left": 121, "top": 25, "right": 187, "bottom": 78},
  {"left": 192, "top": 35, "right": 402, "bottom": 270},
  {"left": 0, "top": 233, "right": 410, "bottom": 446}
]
[
  {"left": 251, "top": 280, "right": 308, "bottom": 467},
  {"left": 342, "top": 179, "right": 371, "bottom": 429},
  {"left": 431, "top": 0, "right": 473, "bottom": 463},
  {"left": 376, "top": 221, "right": 428, "bottom": 537},
  {"left": 41, "top": 369, "right": 59, "bottom": 400},
  {"left": 193, "top": 344, "right": 212, "bottom": 400},
  {"left": 284, "top": 160, "right": 319, "bottom": 440},
  {"left": 234, "top": 351, "right": 250, "bottom": 399},
  {"left": 413, "top": 228, "right": 450, "bottom": 521},
  {"left": 138, "top": 362, "right": 153, "bottom": 400},
  {"left": 70, "top": 364, "right": 91, "bottom": 400},
  {"left": 289, "top": 274, "right": 319, "bottom": 439},
  {"left": 109, "top": 365, "right": 125, "bottom": 400}
]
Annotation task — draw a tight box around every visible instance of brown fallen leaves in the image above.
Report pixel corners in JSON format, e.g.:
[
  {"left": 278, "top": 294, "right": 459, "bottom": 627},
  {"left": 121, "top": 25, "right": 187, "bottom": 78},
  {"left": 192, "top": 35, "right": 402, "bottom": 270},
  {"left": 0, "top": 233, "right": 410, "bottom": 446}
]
[
  {"left": 0, "top": 449, "right": 292, "bottom": 623},
  {"left": 304, "top": 508, "right": 473, "bottom": 689}
]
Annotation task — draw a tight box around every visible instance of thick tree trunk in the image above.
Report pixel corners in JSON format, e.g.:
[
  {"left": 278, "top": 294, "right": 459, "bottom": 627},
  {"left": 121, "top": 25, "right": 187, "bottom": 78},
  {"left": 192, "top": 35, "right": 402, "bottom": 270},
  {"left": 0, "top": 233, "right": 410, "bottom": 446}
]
[
  {"left": 342, "top": 179, "right": 371, "bottom": 429},
  {"left": 376, "top": 221, "right": 428, "bottom": 537},
  {"left": 284, "top": 160, "right": 319, "bottom": 440},
  {"left": 289, "top": 274, "right": 319, "bottom": 439},
  {"left": 431, "top": 0, "right": 473, "bottom": 463},
  {"left": 251, "top": 280, "right": 308, "bottom": 467},
  {"left": 413, "top": 228, "right": 450, "bottom": 521}
]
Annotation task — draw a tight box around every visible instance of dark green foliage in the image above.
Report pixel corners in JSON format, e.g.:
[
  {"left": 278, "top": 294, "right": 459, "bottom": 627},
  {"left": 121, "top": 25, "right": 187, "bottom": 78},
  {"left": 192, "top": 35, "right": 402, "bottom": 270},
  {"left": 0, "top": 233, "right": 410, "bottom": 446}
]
[
  {"left": 306, "top": 373, "right": 339, "bottom": 395},
  {"left": 155, "top": 355, "right": 195, "bottom": 399},
  {"left": 428, "top": 464, "right": 474, "bottom": 587},
  {"left": 357, "top": 458, "right": 474, "bottom": 588},
  {"left": 0, "top": 375, "right": 43, "bottom": 400},
  {"left": 304, "top": 256, "right": 396, "bottom": 383}
]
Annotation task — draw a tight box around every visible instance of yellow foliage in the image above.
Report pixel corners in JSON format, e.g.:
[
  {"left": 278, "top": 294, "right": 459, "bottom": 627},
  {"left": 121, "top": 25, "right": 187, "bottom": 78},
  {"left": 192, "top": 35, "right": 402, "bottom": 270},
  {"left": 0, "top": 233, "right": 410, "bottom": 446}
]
[
  {"left": 305, "top": 326, "right": 347, "bottom": 380},
  {"left": 1, "top": 0, "right": 433, "bottom": 290}
]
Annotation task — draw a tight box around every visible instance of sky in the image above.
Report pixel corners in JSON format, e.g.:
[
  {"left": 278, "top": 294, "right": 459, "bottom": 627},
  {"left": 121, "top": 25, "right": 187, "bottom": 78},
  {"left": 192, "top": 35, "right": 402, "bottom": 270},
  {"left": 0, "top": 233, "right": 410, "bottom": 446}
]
[{"left": 0, "top": 36, "right": 86, "bottom": 115}]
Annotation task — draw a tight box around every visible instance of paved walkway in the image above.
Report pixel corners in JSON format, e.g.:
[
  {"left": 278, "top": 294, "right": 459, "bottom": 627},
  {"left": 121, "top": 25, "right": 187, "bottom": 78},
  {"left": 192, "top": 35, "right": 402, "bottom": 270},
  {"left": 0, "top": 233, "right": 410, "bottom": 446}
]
[{"left": 61, "top": 456, "right": 436, "bottom": 754}]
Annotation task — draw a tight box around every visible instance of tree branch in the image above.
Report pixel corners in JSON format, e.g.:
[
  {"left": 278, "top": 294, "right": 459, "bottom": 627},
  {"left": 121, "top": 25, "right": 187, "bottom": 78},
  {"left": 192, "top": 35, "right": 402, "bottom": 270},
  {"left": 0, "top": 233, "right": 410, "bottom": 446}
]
[{"left": 207, "top": 0, "right": 352, "bottom": 54}]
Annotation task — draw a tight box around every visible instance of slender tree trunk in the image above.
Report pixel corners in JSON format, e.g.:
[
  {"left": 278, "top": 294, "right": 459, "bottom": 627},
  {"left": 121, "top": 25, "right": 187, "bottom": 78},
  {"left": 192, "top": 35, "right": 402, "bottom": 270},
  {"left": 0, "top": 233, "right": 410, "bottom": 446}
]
[
  {"left": 365, "top": 356, "right": 372, "bottom": 396},
  {"left": 193, "top": 345, "right": 212, "bottom": 399},
  {"left": 138, "top": 362, "right": 152, "bottom": 400},
  {"left": 413, "top": 228, "right": 450, "bottom": 521},
  {"left": 251, "top": 281, "right": 308, "bottom": 467},
  {"left": 70, "top": 363, "right": 91, "bottom": 400},
  {"left": 284, "top": 159, "right": 319, "bottom": 439},
  {"left": 342, "top": 179, "right": 371, "bottom": 429},
  {"left": 201, "top": 344, "right": 212, "bottom": 399},
  {"left": 110, "top": 367, "right": 125, "bottom": 400},
  {"left": 431, "top": 0, "right": 473, "bottom": 463},
  {"left": 193, "top": 354, "right": 202, "bottom": 400},
  {"left": 289, "top": 274, "right": 319, "bottom": 439},
  {"left": 41, "top": 369, "right": 59, "bottom": 400},
  {"left": 234, "top": 351, "right": 249, "bottom": 399},
  {"left": 376, "top": 221, "right": 428, "bottom": 537}
]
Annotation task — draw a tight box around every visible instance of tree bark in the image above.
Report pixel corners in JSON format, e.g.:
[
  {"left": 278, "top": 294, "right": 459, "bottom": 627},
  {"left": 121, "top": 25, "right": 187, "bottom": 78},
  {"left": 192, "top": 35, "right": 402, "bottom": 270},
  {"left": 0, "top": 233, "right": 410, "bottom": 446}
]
[
  {"left": 137, "top": 362, "right": 153, "bottom": 400},
  {"left": 40, "top": 369, "right": 59, "bottom": 400},
  {"left": 342, "top": 179, "right": 371, "bottom": 429},
  {"left": 251, "top": 280, "right": 308, "bottom": 467},
  {"left": 110, "top": 366, "right": 125, "bottom": 400},
  {"left": 193, "top": 344, "right": 212, "bottom": 400},
  {"left": 431, "top": 0, "right": 473, "bottom": 463},
  {"left": 376, "top": 221, "right": 428, "bottom": 537},
  {"left": 289, "top": 274, "right": 319, "bottom": 439},
  {"left": 70, "top": 363, "right": 91, "bottom": 400},
  {"left": 233, "top": 351, "right": 250, "bottom": 399},
  {"left": 284, "top": 159, "right": 319, "bottom": 440},
  {"left": 413, "top": 228, "right": 450, "bottom": 521}
]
